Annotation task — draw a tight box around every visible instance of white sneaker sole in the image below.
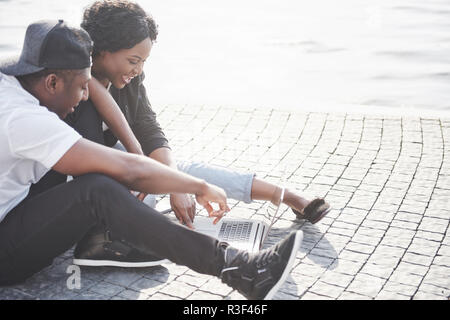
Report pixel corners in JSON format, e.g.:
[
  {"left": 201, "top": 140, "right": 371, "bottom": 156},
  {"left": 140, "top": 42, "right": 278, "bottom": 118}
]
[
  {"left": 72, "top": 258, "right": 171, "bottom": 268},
  {"left": 263, "top": 230, "right": 303, "bottom": 300}
]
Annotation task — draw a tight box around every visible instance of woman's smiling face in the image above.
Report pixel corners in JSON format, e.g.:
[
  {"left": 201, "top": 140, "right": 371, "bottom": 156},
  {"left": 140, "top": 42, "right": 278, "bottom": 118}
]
[{"left": 94, "top": 37, "right": 152, "bottom": 89}]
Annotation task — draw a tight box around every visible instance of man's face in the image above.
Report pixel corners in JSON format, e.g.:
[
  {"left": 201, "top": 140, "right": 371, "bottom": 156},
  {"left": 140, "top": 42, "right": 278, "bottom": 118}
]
[{"left": 48, "top": 68, "right": 91, "bottom": 119}]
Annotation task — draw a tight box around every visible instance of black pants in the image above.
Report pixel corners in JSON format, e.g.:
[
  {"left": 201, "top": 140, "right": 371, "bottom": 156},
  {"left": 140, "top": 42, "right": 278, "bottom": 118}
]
[{"left": 0, "top": 104, "right": 223, "bottom": 285}]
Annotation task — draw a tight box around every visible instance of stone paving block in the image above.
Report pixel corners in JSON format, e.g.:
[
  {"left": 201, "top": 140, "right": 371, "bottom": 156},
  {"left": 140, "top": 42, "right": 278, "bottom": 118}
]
[
  {"left": 115, "top": 289, "right": 149, "bottom": 300},
  {"left": 372, "top": 200, "right": 402, "bottom": 213},
  {"left": 88, "top": 281, "right": 126, "bottom": 297},
  {"left": 389, "top": 219, "right": 419, "bottom": 231},
  {"left": 354, "top": 226, "right": 386, "bottom": 239},
  {"left": 389, "top": 270, "right": 424, "bottom": 287},
  {"left": 188, "top": 290, "right": 224, "bottom": 300},
  {"left": 304, "top": 253, "right": 336, "bottom": 268},
  {"left": 443, "top": 235, "right": 450, "bottom": 247},
  {"left": 224, "top": 290, "right": 246, "bottom": 300},
  {"left": 360, "top": 219, "right": 390, "bottom": 231},
  {"left": 336, "top": 208, "right": 367, "bottom": 225},
  {"left": 379, "top": 236, "right": 412, "bottom": 249},
  {"left": 422, "top": 267, "right": 449, "bottom": 288},
  {"left": 319, "top": 271, "right": 354, "bottom": 288},
  {"left": 382, "top": 281, "right": 418, "bottom": 297},
  {"left": 144, "top": 264, "right": 181, "bottom": 283},
  {"left": 417, "top": 283, "right": 450, "bottom": 298},
  {"left": 433, "top": 255, "right": 450, "bottom": 267},
  {"left": 402, "top": 252, "right": 434, "bottom": 267},
  {"left": 351, "top": 233, "right": 383, "bottom": 246},
  {"left": 200, "top": 278, "right": 233, "bottom": 297},
  {"left": 309, "top": 281, "right": 345, "bottom": 299},
  {"left": 72, "top": 290, "right": 112, "bottom": 300},
  {"left": 345, "top": 242, "right": 376, "bottom": 255},
  {"left": 8, "top": 273, "right": 60, "bottom": 298},
  {"left": 424, "top": 208, "right": 450, "bottom": 220},
  {"left": 418, "top": 217, "right": 448, "bottom": 234},
  {"left": 273, "top": 289, "right": 301, "bottom": 300},
  {"left": 326, "top": 259, "right": 364, "bottom": 276},
  {"left": 367, "top": 254, "right": 401, "bottom": 269},
  {"left": 148, "top": 292, "right": 182, "bottom": 300},
  {"left": 37, "top": 278, "right": 87, "bottom": 300},
  {"left": 346, "top": 274, "right": 386, "bottom": 298},
  {"left": 293, "top": 262, "right": 327, "bottom": 278},
  {"left": 338, "top": 249, "right": 370, "bottom": 263},
  {"left": 128, "top": 277, "right": 168, "bottom": 297},
  {"left": 407, "top": 238, "right": 441, "bottom": 257},
  {"left": 394, "top": 211, "right": 423, "bottom": 224},
  {"left": 335, "top": 178, "right": 361, "bottom": 187},
  {"left": 395, "top": 262, "right": 429, "bottom": 277},
  {"left": 272, "top": 277, "right": 300, "bottom": 297},
  {"left": 360, "top": 263, "right": 395, "bottom": 280},
  {"left": 413, "top": 291, "right": 448, "bottom": 300},
  {"left": 372, "top": 244, "right": 406, "bottom": 258},
  {"left": 288, "top": 273, "right": 317, "bottom": 289},
  {"left": 301, "top": 292, "right": 334, "bottom": 300},
  {"left": 159, "top": 281, "right": 197, "bottom": 299},
  {"left": 0, "top": 288, "right": 36, "bottom": 300},
  {"left": 176, "top": 274, "right": 210, "bottom": 288},
  {"left": 102, "top": 270, "right": 144, "bottom": 288},
  {"left": 338, "top": 291, "right": 372, "bottom": 300},
  {"left": 376, "top": 290, "right": 410, "bottom": 300}
]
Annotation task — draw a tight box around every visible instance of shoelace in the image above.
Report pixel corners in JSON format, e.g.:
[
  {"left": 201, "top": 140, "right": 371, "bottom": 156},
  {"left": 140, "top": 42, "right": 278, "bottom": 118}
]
[{"left": 255, "top": 246, "right": 280, "bottom": 268}]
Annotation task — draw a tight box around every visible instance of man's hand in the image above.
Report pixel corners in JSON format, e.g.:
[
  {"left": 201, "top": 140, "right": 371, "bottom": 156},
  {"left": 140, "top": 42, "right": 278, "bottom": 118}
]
[
  {"left": 195, "top": 183, "right": 230, "bottom": 225},
  {"left": 136, "top": 192, "right": 147, "bottom": 201},
  {"left": 171, "top": 193, "right": 196, "bottom": 229}
]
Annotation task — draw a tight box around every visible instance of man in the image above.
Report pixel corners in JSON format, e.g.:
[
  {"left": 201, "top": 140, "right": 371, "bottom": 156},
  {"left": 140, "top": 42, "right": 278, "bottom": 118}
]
[{"left": 0, "top": 20, "right": 303, "bottom": 299}]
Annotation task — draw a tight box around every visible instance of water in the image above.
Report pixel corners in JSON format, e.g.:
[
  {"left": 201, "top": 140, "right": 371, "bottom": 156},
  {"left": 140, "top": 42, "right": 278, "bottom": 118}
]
[{"left": 1, "top": 0, "right": 450, "bottom": 117}]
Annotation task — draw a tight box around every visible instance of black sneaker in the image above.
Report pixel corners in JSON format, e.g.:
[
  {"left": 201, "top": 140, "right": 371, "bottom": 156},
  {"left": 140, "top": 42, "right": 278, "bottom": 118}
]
[
  {"left": 73, "top": 228, "right": 169, "bottom": 268},
  {"left": 292, "top": 198, "right": 331, "bottom": 224},
  {"left": 220, "top": 230, "right": 303, "bottom": 300}
]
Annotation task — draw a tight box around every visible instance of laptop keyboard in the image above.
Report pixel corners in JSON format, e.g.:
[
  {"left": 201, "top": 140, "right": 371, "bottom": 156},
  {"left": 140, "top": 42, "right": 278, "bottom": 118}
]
[{"left": 219, "top": 221, "right": 252, "bottom": 242}]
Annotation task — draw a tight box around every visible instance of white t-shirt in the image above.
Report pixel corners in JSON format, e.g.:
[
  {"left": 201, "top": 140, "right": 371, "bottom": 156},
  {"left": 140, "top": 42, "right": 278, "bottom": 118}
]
[{"left": 0, "top": 72, "right": 81, "bottom": 222}]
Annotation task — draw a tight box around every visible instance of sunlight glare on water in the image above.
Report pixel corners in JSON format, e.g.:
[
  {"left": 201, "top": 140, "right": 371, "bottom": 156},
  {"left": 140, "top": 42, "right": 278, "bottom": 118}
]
[{"left": 1, "top": 0, "right": 449, "bottom": 116}]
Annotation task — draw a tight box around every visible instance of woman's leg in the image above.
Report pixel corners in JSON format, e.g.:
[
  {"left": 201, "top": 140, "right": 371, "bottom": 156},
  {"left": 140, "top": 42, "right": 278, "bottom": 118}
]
[
  {"left": 177, "top": 161, "right": 312, "bottom": 214},
  {"left": 177, "top": 161, "right": 254, "bottom": 203}
]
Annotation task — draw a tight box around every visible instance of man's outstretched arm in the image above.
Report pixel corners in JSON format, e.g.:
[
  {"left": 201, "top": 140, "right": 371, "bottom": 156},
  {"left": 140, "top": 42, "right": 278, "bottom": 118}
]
[{"left": 52, "top": 138, "right": 229, "bottom": 220}]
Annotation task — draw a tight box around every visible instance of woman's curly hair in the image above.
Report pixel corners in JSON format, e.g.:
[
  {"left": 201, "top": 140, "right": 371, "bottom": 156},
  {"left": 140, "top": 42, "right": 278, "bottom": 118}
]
[{"left": 81, "top": 0, "right": 158, "bottom": 57}]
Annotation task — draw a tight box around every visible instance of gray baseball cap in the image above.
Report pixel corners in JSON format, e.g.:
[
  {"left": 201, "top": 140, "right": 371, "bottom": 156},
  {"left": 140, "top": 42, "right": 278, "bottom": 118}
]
[{"left": 0, "top": 19, "right": 93, "bottom": 76}]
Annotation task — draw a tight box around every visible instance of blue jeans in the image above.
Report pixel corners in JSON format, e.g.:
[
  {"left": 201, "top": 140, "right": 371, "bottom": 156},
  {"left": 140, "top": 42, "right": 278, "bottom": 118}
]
[{"left": 141, "top": 160, "right": 255, "bottom": 209}]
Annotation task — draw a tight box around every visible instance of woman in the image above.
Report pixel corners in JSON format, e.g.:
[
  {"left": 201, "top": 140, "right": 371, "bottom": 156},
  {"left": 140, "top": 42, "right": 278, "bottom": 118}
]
[
  {"left": 66, "top": 0, "right": 330, "bottom": 267},
  {"left": 78, "top": 0, "right": 330, "bottom": 225}
]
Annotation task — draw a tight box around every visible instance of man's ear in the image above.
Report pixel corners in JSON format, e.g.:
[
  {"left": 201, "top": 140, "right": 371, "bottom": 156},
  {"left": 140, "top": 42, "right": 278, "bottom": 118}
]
[{"left": 43, "top": 73, "right": 64, "bottom": 94}]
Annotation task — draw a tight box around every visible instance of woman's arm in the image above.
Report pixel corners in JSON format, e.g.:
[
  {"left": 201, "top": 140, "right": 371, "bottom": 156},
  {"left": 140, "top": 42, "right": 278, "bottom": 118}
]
[{"left": 88, "top": 77, "right": 143, "bottom": 155}]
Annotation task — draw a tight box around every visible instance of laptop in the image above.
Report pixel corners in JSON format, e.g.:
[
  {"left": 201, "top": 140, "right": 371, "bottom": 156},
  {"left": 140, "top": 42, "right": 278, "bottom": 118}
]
[{"left": 163, "top": 187, "right": 286, "bottom": 253}]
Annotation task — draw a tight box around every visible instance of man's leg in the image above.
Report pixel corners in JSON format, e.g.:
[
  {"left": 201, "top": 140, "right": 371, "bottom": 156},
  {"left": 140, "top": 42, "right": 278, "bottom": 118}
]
[
  {"left": 0, "top": 173, "right": 303, "bottom": 299},
  {"left": 0, "top": 173, "right": 222, "bottom": 285}
]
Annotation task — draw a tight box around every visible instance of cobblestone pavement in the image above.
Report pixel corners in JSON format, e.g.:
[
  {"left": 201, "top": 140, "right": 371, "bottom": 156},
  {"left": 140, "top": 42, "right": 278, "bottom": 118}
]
[{"left": 1, "top": 105, "right": 449, "bottom": 300}]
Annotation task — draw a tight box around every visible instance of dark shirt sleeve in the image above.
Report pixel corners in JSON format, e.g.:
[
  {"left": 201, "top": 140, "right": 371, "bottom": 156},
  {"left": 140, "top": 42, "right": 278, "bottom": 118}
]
[{"left": 109, "top": 73, "right": 170, "bottom": 155}]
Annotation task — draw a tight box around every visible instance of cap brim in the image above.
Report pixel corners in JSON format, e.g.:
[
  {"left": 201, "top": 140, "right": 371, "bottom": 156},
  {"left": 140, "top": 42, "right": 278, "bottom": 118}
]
[{"left": 0, "top": 55, "right": 44, "bottom": 76}]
